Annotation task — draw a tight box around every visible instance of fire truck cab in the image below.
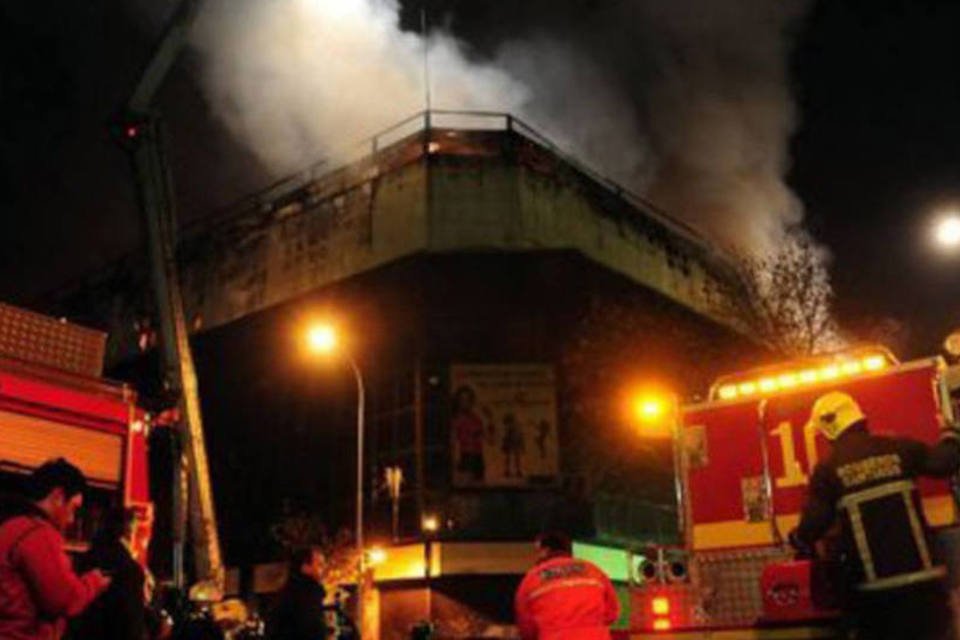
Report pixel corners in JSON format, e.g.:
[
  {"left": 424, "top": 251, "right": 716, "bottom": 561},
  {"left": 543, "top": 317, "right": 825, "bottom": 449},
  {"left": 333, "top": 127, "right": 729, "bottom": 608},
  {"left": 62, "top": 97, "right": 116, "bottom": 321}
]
[
  {"left": 630, "top": 347, "right": 960, "bottom": 638},
  {"left": 0, "top": 302, "right": 152, "bottom": 561}
]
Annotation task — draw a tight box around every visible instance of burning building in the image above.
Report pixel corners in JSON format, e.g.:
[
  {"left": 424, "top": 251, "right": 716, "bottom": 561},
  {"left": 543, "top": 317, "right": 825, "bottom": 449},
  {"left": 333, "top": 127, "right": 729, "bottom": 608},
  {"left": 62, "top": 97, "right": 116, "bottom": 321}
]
[{"left": 55, "top": 110, "right": 765, "bottom": 638}]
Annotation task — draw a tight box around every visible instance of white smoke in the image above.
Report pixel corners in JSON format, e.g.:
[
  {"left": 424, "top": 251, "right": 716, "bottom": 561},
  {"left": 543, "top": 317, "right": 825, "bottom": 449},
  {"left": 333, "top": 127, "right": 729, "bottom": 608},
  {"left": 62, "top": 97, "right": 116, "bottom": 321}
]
[
  {"left": 190, "top": 0, "right": 528, "bottom": 173},
  {"left": 494, "top": 37, "right": 654, "bottom": 190},
  {"left": 187, "top": 0, "right": 811, "bottom": 257}
]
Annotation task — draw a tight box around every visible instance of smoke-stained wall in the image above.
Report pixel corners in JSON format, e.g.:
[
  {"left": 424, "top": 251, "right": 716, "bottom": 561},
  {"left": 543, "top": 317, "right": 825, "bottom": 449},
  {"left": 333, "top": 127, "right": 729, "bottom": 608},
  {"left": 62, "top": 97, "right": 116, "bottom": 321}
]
[
  {"left": 175, "top": 124, "right": 743, "bottom": 337},
  {"left": 56, "top": 120, "right": 747, "bottom": 360}
]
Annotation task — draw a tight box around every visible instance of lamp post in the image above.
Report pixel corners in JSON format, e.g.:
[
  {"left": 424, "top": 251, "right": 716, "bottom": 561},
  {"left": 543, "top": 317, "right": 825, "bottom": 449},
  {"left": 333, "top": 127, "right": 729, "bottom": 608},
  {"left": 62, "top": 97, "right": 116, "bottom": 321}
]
[
  {"left": 421, "top": 514, "right": 440, "bottom": 621},
  {"left": 305, "top": 324, "right": 367, "bottom": 631}
]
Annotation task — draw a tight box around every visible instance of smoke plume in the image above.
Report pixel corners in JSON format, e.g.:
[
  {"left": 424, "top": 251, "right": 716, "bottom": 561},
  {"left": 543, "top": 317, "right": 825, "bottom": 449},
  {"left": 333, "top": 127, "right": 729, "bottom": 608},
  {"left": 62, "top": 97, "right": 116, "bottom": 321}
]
[
  {"left": 190, "top": 0, "right": 528, "bottom": 172},
  {"left": 187, "top": 0, "right": 811, "bottom": 256}
]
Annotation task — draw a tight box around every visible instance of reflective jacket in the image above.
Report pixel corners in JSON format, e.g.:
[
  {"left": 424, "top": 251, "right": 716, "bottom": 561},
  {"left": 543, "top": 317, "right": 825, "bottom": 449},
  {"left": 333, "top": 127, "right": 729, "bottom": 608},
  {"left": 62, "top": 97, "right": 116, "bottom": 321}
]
[
  {"left": 794, "top": 423, "right": 960, "bottom": 591},
  {"left": 514, "top": 554, "right": 619, "bottom": 640},
  {"left": 0, "top": 497, "right": 106, "bottom": 640}
]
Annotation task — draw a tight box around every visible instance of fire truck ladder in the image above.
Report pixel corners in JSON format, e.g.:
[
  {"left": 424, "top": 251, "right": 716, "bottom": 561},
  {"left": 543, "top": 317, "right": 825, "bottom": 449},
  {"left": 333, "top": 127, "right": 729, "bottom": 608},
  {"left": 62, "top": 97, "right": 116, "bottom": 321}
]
[{"left": 117, "top": 0, "right": 223, "bottom": 592}]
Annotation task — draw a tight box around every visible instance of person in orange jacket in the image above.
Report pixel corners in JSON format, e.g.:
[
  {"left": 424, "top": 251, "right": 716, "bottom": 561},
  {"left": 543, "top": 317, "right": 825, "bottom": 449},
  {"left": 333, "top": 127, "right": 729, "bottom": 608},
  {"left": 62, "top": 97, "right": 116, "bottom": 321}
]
[
  {"left": 514, "top": 532, "right": 620, "bottom": 640},
  {"left": 0, "top": 459, "right": 111, "bottom": 640}
]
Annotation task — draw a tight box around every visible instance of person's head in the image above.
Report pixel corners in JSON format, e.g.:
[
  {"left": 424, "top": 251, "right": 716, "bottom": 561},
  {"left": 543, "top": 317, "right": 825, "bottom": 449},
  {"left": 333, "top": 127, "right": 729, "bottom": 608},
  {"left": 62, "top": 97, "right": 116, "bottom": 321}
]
[
  {"left": 807, "top": 391, "right": 867, "bottom": 441},
  {"left": 534, "top": 531, "right": 572, "bottom": 562},
  {"left": 290, "top": 546, "right": 325, "bottom": 583},
  {"left": 453, "top": 386, "right": 476, "bottom": 413},
  {"left": 28, "top": 458, "right": 87, "bottom": 532},
  {"left": 94, "top": 506, "right": 138, "bottom": 546}
]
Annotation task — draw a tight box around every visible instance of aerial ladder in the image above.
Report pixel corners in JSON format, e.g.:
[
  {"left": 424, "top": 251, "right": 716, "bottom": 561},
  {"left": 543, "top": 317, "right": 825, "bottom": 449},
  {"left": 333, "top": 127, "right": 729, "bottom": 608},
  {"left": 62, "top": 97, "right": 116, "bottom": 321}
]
[{"left": 113, "top": 0, "right": 223, "bottom": 593}]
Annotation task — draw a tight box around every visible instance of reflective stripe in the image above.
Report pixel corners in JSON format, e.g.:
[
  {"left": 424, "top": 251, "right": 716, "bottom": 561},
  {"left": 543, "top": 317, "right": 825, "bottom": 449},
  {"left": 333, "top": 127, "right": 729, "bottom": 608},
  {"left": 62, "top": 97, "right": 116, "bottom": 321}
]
[
  {"left": 838, "top": 479, "right": 941, "bottom": 589},
  {"left": 526, "top": 577, "right": 605, "bottom": 602},
  {"left": 846, "top": 501, "right": 876, "bottom": 582},
  {"left": 903, "top": 486, "right": 933, "bottom": 569},
  {"left": 837, "top": 479, "right": 915, "bottom": 508},
  {"left": 859, "top": 566, "right": 946, "bottom": 591}
]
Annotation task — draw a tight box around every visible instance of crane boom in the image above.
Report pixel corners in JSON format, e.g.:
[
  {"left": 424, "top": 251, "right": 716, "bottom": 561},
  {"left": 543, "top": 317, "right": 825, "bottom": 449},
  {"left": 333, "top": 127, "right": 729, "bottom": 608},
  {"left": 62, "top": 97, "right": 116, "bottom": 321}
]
[{"left": 119, "top": 0, "right": 223, "bottom": 591}]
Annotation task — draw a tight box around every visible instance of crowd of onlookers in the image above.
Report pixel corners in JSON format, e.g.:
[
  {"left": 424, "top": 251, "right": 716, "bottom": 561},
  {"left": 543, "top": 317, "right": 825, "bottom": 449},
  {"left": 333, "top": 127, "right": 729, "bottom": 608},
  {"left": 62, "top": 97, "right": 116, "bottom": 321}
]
[
  {"left": 0, "top": 458, "right": 178, "bottom": 640},
  {"left": 0, "top": 457, "right": 360, "bottom": 640},
  {"left": 0, "top": 456, "right": 622, "bottom": 640}
]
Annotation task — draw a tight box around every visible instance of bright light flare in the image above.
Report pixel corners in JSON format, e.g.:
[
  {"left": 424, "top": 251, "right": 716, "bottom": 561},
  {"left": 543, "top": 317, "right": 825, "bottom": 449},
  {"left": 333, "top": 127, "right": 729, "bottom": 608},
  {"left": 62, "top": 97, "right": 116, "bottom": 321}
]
[
  {"left": 367, "top": 547, "right": 387, "bottom": 566},
  {"left": 934, "top": 214, "right": 960, "bottom": 249},
  {"left": 636, "top": 398, "right": 667, "bottom": 422},
  {"left": 758, "top": 378, "right": 777, "bottom": 392},
  {"left": 652, "top": 596, "right": 671, "bottom": 615},
  {"left": 819, "top": 365, "right": 840, "bottom": 380},
  {"left": 840, "top": 360, "right": 862, "bottom": 376},
  {"left": 718, "top": 385, "right": 738, "bottom": 400},
  {"left": 777, "top": 373, "right": 798, "bottom": 389},
  {"left": 631, "top": 392, "right": 676, "bottom": 438},
  {"left": 306, "top": 324, "right": 338, "bottom": 354},
  {"left": 713, "top": 352, "right": 891, "bottom": 401},
  {"left": 652, "top": 618, "right": 672, "bottom": 631},
  {"left": 421, "top": 514, "right": 440, "bottom": 534}
]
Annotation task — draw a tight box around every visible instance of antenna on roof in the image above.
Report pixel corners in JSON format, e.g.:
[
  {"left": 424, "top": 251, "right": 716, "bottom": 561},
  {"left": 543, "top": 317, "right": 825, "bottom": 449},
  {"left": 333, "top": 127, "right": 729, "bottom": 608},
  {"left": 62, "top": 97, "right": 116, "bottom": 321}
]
[{"left": 421, "top": 7, "right": 432, "bottom": 114}]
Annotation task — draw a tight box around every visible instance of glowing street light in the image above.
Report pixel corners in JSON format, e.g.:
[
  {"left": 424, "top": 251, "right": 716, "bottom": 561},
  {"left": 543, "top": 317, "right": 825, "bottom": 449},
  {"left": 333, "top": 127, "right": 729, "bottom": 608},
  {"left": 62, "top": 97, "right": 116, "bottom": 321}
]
[
  {"left": 632, "top": 392, "right": 676, "bottom": 439},
  {"left": 306, "top": 324, "right": 338, "bottom": 353},
  {"left": 303, "top": 321, "right": 367, "bottom": 625},
  {"left": 933, "top": 213, "right": 960, "bottom": 249},
  {"left": 366, "top": 546, "right": 387, "bottom": 567},
  {"left": 636, "top": 397, "right": 667, "bottom": 423},
  {"left": 421, "top": 514, "right": 440, "bottom": 534}
]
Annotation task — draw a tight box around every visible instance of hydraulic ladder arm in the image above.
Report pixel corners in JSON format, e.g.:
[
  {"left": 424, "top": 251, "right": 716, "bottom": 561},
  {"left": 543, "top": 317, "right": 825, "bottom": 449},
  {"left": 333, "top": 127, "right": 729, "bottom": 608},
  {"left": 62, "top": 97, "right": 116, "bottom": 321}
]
[{"left": 117, "top": 0, "right": 223, "bottom": 592}]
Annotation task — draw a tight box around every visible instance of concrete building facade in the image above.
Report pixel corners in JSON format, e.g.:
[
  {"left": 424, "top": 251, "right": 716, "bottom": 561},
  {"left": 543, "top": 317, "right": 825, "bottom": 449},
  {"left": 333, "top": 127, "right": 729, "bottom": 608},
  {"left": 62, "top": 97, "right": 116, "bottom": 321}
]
[{"left": 54, "top": 111, "right": 764, "bottom": 638}]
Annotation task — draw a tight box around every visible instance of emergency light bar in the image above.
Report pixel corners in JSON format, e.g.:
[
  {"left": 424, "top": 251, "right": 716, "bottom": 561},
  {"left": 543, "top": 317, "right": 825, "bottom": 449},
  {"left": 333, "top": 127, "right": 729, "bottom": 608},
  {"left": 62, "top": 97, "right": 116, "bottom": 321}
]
[{"left": 710, "top": 348, "right": 898, "bottom": 402}]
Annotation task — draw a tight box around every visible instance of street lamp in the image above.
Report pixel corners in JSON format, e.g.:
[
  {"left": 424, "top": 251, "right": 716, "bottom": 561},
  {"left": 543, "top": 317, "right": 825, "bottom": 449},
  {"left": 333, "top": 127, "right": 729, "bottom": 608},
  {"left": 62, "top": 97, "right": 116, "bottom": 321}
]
[
  {"left": 421, "top": 513, "right": 440, "bottom": 620},
  {"left": 304, "top": 322, "right": 366, "bottom": 628},
  {"left": 631, "top": 392, "right": 676, "bottom": 439},
  {"left": 932, "top": 212, "right": 960, "bottom": 250},
  {"left": 420, "top": 514, "right": 440, "bottom": 535}
]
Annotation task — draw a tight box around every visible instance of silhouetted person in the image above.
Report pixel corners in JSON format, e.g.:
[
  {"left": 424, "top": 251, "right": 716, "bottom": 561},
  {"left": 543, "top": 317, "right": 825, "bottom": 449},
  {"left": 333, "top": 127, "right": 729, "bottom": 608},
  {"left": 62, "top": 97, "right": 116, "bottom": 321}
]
[
  {"left": 71, "top": 507, "right": 146, "bottom": 640},
  {"left": 269, "top": 546, "right": 329, "bottom": 640},
  {"left": 0, "top": 458, "right": 111, "bottom": 639}
]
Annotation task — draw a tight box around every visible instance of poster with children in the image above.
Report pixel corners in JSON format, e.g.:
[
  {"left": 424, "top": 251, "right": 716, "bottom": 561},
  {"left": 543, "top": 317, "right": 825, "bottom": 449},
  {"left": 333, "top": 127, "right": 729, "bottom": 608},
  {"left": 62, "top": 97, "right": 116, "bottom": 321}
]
[{"left": 450, "top": 364, "right": 559, "bottom": 488}]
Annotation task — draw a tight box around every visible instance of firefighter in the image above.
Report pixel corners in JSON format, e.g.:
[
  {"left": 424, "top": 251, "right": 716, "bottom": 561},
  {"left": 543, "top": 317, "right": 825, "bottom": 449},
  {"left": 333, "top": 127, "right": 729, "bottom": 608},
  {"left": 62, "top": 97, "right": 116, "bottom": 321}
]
[
  {"left": 514, "top": 532, "right": 619, "bottom": 640},
  {"left": 789, "top": 391, "right": 960, "bottom": 640}
]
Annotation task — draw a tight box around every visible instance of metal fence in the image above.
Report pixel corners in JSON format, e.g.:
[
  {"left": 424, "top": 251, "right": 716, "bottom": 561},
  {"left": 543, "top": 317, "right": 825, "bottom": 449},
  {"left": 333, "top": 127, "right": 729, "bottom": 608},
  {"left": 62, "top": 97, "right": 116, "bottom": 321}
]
[{"left": 183, "top": 109, "right": 720, "bottom": 262}]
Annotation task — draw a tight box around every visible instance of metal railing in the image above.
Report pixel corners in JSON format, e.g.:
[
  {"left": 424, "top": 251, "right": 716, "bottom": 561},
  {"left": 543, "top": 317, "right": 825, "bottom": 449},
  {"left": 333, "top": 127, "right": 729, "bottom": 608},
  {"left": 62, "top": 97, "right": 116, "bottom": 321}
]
[
  {"left": 49, "top": 109, "right": 738, "bottom": 307},
  {"left": 181, "top": 109, "right": 727, "bottom": 265}
]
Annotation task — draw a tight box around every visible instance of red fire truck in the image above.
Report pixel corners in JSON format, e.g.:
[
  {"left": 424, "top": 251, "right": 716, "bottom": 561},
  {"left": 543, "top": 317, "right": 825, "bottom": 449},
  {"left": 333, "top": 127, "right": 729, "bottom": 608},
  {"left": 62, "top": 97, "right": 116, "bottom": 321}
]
[
  {"left": 0, "top": 302, "right": 152, "bottom": 561},
  {"left": 630, "top": 346, "right": 960, "bottom": 638}
]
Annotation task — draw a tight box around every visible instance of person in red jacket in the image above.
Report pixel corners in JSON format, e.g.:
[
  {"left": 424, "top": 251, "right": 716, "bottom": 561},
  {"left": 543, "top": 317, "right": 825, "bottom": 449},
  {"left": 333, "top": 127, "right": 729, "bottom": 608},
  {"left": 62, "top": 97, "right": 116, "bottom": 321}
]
[
  {"left": 514, "top": 532, "right": 620, "bottom": 640},
  {"left": 0, "top": 458, "right": 111, "bottom": 640}
]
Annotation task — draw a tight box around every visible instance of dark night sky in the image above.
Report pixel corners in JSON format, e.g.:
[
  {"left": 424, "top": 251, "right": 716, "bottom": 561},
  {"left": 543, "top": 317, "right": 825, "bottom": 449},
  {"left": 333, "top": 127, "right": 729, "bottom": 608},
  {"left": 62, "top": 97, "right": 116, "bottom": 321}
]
[{"left": 3, "top": 0, "right": 960, "bottom": 358}]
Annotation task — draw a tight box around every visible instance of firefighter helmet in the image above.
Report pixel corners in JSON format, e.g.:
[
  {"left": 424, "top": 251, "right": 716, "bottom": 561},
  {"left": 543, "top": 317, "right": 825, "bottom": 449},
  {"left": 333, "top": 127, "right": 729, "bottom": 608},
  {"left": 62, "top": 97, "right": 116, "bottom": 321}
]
[{"left": 807, "top": 391, "right": 865, "bottom": 440}]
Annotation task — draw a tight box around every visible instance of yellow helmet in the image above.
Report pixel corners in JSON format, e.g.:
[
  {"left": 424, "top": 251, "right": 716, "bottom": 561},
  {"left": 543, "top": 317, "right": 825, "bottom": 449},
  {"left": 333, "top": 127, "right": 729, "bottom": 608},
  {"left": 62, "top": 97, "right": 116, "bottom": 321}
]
[{"left": 807, "top": 391, "right": 865, "bottom": 440}]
